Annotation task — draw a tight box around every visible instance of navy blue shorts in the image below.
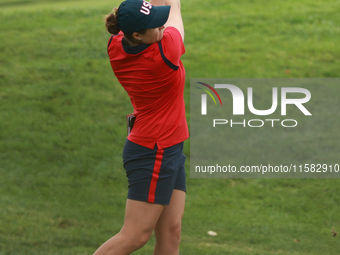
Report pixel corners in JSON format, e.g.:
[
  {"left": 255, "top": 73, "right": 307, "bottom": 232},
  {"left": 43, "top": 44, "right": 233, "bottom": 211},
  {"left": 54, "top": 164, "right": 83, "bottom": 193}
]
[{"left": 123, "top": 139, "right": 186, "bottom": 205}]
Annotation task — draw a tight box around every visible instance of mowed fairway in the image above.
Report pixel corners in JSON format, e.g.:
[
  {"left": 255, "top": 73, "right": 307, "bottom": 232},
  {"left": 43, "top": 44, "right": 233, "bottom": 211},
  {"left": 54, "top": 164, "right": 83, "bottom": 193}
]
[{"left": 1, "top": 0, "right": 340, "bottom": 254}]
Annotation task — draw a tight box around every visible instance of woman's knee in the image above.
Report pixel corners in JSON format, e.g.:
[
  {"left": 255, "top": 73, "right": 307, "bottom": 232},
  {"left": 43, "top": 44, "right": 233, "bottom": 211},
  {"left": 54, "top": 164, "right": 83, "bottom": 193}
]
[
  {"left": 135, "top": 231, "right": 152, "bottom": 248},
  {"left": 156, "top": 220, "right": 182, "bottom": 246},
  {"left": 119, "top": 228, "right": 153, "bottom": 250},
  {"left": 169, "top": 222, "right": 182, "bottom": 245}
]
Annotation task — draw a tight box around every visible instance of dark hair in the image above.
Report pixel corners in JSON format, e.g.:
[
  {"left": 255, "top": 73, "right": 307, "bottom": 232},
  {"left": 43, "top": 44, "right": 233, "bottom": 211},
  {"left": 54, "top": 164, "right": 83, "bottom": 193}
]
[
  {"left": 105, "top": 8, "right": 120, "bottom": 35},
  {"left": 105, "top": 8, "right": 147, "bottom": 45}
]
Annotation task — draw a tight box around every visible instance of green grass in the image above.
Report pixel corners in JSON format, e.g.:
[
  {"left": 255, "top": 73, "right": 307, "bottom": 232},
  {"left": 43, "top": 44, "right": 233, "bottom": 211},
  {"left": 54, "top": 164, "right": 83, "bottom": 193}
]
[{"left": 1, "top": 0, "right": 340, "bottom": 254}]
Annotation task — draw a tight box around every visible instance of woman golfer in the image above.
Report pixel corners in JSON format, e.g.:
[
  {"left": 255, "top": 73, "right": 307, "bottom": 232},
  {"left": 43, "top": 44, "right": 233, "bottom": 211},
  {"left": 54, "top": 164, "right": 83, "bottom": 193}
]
[{"left": 93, "top": 0, "right": 188, "bottom": 254}]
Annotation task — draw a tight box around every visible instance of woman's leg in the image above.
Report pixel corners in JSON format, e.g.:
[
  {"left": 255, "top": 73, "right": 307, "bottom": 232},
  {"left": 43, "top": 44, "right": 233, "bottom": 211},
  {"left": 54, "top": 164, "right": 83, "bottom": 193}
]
[
  {"left": 153, "top": 189, "right": 186, "bottom": 255},
  {"left": 93, "top": 199, "right": 164, "bottom": 255}
]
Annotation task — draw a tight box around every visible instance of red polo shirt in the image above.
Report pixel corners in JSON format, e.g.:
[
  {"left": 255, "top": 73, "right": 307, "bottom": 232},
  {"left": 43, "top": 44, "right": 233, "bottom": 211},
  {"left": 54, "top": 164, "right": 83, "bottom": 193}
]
[{"left": 108, "top": 27, "right": 189, "bottom": 149}]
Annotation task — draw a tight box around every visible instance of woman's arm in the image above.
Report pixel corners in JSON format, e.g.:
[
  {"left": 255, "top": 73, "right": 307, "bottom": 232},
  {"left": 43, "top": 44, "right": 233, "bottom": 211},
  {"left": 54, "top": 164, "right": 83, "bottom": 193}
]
[
  {"left": 150, "top": 0, "right": 184, "bottom": 41},
  {"left": 150, "top": 0, "right": 165, "bottom": 6}
]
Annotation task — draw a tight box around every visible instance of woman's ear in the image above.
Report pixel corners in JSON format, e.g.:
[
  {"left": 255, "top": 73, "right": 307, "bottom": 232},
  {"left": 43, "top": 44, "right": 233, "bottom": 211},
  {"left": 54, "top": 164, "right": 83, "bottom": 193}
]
[{"left": 132, "top": 32, "right": 142, "bottom": 41}]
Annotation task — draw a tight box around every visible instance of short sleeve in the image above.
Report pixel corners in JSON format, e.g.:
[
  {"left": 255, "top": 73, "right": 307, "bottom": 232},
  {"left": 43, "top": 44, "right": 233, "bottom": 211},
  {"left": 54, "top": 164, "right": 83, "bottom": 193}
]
[{"left": 160, "top": 26, "right": 185, "bottom": 67}]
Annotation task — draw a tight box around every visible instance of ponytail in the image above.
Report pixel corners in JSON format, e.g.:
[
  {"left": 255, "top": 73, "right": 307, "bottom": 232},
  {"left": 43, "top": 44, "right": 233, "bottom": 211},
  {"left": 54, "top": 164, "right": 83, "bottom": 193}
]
[{"left": 105, "top": 8, "right": 120, "bottom": 35}]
